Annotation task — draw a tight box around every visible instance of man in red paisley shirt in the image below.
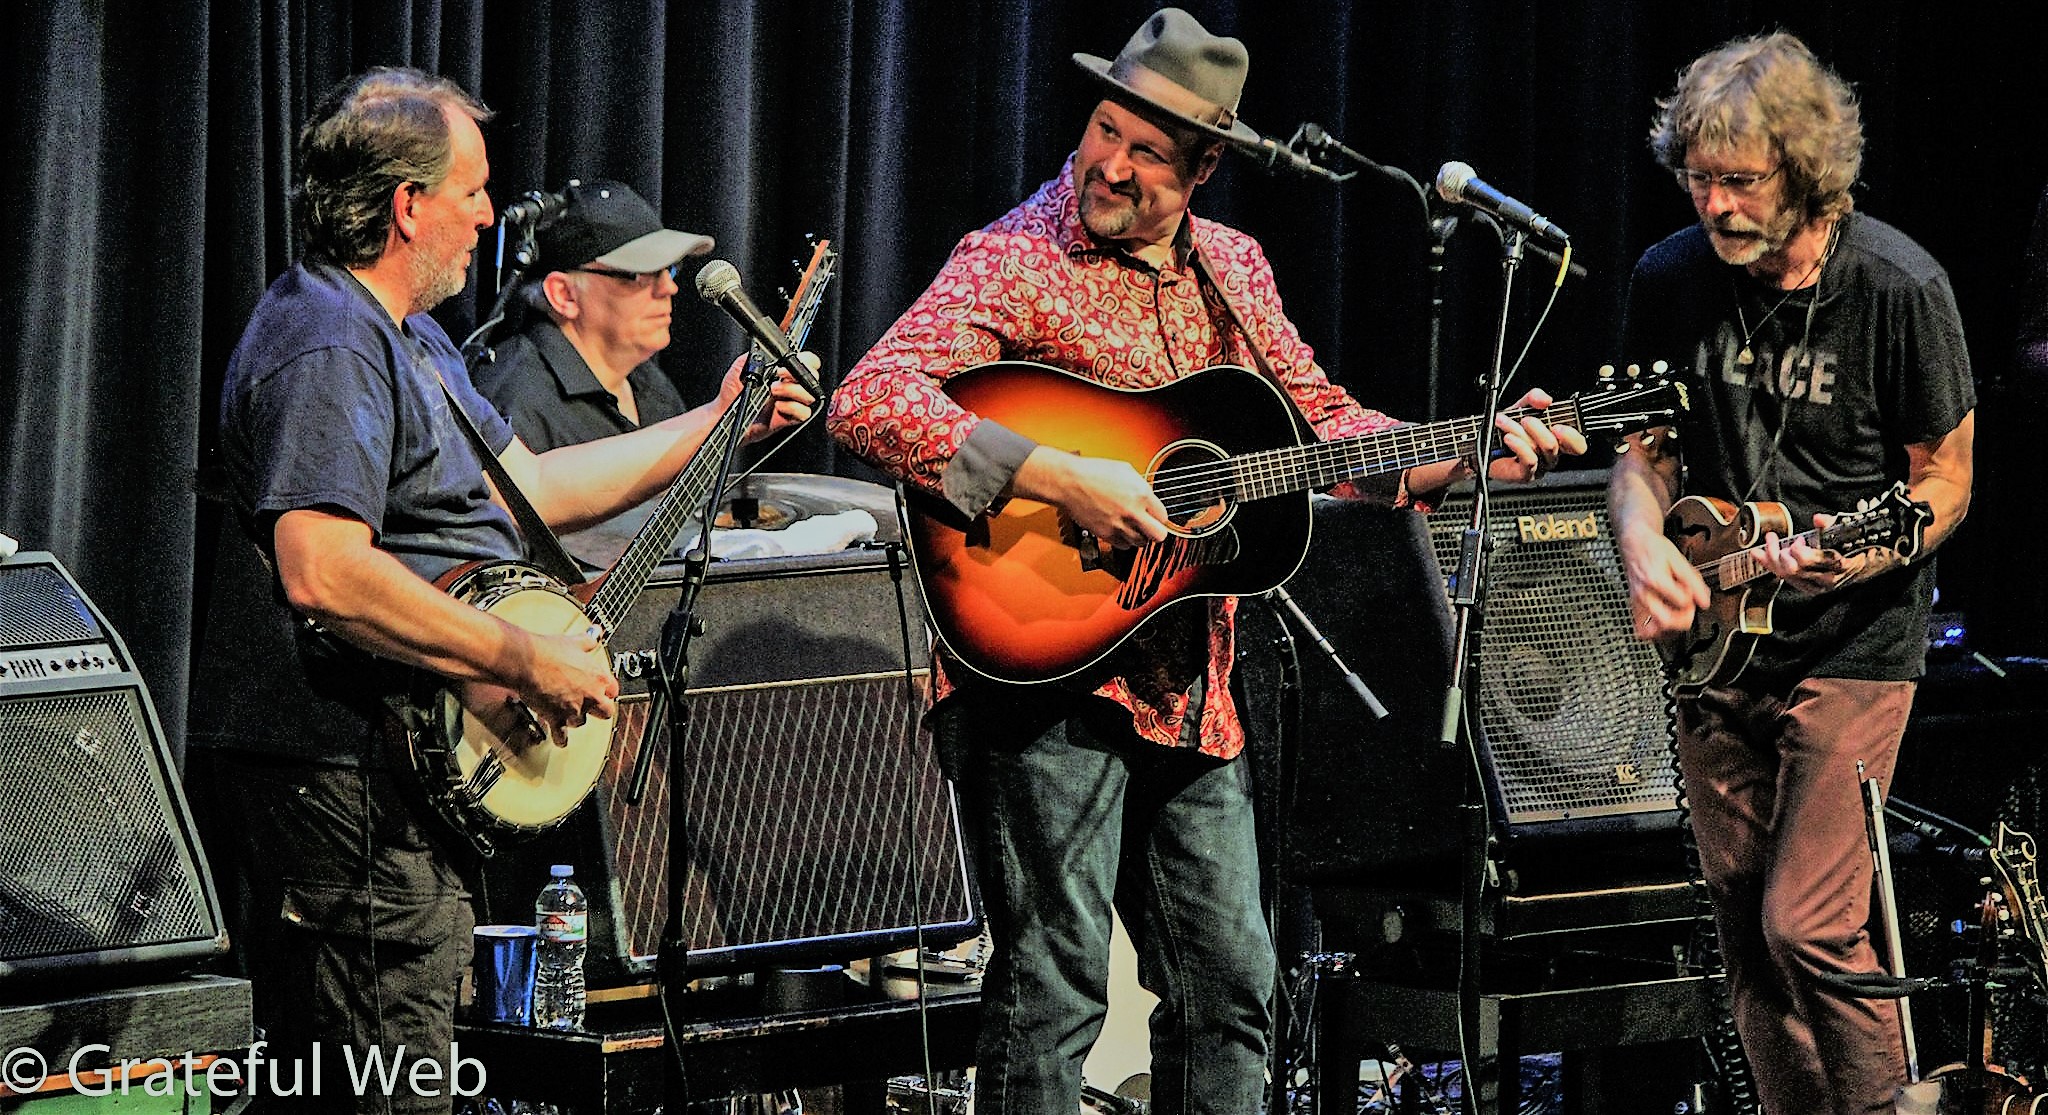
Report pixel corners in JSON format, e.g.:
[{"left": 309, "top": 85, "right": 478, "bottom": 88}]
[{"left": 827, "top": 11, "right": 1585, "bottom": 1112}]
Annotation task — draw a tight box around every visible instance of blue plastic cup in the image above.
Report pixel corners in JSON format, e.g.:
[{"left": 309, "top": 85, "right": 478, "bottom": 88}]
[{"left": 472, "top": 925, "right": 539, "bottom": 1025}]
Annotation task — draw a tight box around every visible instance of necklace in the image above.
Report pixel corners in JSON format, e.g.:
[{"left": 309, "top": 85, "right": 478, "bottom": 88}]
[
  {"left": 1732, "top": 218, "right": 1840, "bottom": 365},
  {"left": 1735, "top": 215, "right": 1843, "bottom": 505}
]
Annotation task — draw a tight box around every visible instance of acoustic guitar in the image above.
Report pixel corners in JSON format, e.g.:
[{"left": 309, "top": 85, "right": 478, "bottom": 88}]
[
  {"left": 901, "top": 360, "right": 1686, "bottom": 684},
  {"left": 390, "top": 240, "right": 837, "bottom": 855},
  {"left": 1659, "top": 482, "right": 1931, "bottom": 696}
]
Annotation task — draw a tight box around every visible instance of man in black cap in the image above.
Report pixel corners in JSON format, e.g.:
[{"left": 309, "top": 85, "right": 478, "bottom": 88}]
[
  {"left": 209, "top": 69, "right": 811, "bottom": 1114},
  {"left": 829, "top": 10, "right": 1580, "bottom": 1113},
  {"left": 475, "top": 179, "right": 716, "bottom": 453}
]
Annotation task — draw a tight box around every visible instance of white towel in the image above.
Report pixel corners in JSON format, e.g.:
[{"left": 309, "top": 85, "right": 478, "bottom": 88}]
[{"left": 706, "top": 509, "right": 880, "bottom": 560}]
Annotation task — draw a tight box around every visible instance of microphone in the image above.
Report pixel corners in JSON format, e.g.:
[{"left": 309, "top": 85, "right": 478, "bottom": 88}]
[
  {"left": 1889, "top": 830, "right": 1991, "bottom": 868},
  {"left": 1434, "top": 161, "right": 1569, "bottom": 245},
  {"left": 694, "top": 260, "right": 820, "bottom": 394},
  {"left": 1228, "top": 132, "right": 1341, "bottom": 182},
  {"left": 500, "top": 188, "right": 570, "bottom": 231}
]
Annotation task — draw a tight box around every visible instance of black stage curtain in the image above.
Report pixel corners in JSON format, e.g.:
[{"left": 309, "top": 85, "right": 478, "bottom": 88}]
[{"left": 4, "top": 2, "right": 2045, "bottom": 756}]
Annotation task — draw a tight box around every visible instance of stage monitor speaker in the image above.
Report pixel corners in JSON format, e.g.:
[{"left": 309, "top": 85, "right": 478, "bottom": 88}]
[
  {"left": 0, "top": 552, "right": 228, "bottom": 984},
  {"left": 1248, "top": 471, "right": 1677, "bottom": 883},
  {"left": 483, "top": 546, "right": 978, "bottom": 985}
]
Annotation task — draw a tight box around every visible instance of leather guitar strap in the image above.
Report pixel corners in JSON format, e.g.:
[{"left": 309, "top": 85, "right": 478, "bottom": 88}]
[{"left": 438, "top": 377, "right": 587, "bottom": 585}]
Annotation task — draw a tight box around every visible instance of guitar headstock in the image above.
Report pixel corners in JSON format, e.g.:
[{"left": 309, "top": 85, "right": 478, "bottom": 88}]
[
  {"left": 743, "top": 236, "right": 837, "bottom": 374},
  {"left": 1825, "top": 481, "right": 1934, "bottom": 561},
  {"left": 1575, "top": 360, "right": 1690, "bottom": 449}
]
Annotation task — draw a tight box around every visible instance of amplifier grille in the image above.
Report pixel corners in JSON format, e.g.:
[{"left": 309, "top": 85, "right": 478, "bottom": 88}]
[
  {"left": 0, "top": 564, "right": 102, "bottom": 649},
  {"left": 603, "top": 672, "right": 973, "bottom": 970},
  {"left": 1427, "top": 480, "right": 1677, "bottom": 826},
  {"left": 0, "top": 689, "right": 213, "bottom": 962}
]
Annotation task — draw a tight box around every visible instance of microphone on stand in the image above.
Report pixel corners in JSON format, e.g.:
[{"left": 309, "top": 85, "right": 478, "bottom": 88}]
[
  {"left": 500, "top": 188, "right": 571, "bottom": 231},
  {"left": 1434, "top": 161, "right": 1570, "bottom": 246},
  {"left": 1226, "top": 131, "right": 1341, "bottom": 182},
  {"left": 1889, "top": 829, "right": 1991, "bottom": 868},
  {"left": 694, "top": 260, "right": 821, "bottom": 394}
]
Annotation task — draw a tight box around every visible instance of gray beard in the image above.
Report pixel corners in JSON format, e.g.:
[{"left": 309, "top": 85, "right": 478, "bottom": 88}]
[
  {"left": 407, "top": 246, "right": 469, "bottom": 316},
  {"left": 1079, "top": 190, "right": 1136, "bottom": 240}
]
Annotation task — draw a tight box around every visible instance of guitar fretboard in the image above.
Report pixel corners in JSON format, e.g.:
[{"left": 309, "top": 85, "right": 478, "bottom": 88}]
[
  {"left": 583, "top": 247, "right": 837, "bottom": 636},
  {"left": 1151, "top": 398, "right": 1587, "bottom": 515}
]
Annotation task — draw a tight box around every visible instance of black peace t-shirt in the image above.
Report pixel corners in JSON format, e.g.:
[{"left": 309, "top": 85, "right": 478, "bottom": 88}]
[{"left": 1620, "top": 213, "right": 1975, "bottom": 686}]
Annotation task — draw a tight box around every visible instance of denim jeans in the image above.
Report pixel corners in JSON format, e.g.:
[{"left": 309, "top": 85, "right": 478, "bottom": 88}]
[{"left": 937, "top": 688, "right": 1274, "bottom": 1115}]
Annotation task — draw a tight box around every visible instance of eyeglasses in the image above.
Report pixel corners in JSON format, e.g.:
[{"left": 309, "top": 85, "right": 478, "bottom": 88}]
[
  {"left": 1674, "top": 165, "right": 1782, "bottom": 196},
  {"left": 569, "top": 262, "right": 682, "bottom": 285}
]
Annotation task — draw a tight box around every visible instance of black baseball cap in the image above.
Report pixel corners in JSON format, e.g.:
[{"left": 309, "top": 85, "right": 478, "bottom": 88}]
[{"left": 537, "top": 179, "right": 714, "bottom": 273}]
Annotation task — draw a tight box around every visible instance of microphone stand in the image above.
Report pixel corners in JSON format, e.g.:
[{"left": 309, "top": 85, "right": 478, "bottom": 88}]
[
  {"left": 1288, "top": 124, "right": 1458, "bottom": 415},
  {"left": 460, "top": 219, "right": 543, "bottom": 367},
  {"left": 1437, "top": 228, "right": 1525, "bottom": 1115},
  {"left": 652, "top": 360, "right": 773, "bottom": 1109}
]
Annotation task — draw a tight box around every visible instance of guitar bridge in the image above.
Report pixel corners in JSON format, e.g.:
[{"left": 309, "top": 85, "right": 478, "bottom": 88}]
[{"left": 464, "top": 752, "right": 506, "bottom": 801}]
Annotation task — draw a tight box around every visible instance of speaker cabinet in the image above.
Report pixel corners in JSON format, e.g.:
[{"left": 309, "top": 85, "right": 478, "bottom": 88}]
[
  {"left": 0, "top": 552, "right": 228, "bottom": 984},
  {"left": 1425, "top": 471, "right": 1679, "bottom": 835},
  {"left": 483, "top": 547, "right": 978, "bottom": 984},
  {"left": 1246, "top": 472, "right": 1677, "bottom": 883}
]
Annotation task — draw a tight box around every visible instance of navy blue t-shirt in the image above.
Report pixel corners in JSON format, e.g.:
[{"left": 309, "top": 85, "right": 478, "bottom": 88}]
[
  {"left": 208, "top": 262, "right": 524, "bottom": 761},
  {"left": 221, "top": 262, "right": 522, "bottom": 581}
]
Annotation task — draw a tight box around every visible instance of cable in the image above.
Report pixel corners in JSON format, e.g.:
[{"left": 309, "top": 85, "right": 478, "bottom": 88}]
[
  {"left": 885, "top": 538, "right": 941, "bottom": 1115},
  {"left": 1662, "top": 674, "right": 1762, "bottom": 1114},
  {"left": 1497, "top": 257, "right": 1570, "bottom": 401}
]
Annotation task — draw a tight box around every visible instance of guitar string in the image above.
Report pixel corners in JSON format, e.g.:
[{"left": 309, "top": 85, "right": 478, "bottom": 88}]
[
  {"left": 1144, "top": 390, "right": 1615, "bottom": 501},
  {"left": 1145, "top": 413, "right": 1493, "bottom": 501},
  {"left": 590, "top": 261, "right": 834, "bottom": 621},
  {"left": 1687, "top": 496, "right": 1892, "bottom": 582},
  {"left": 1144, "top": 394, "right": 1611, "bottom": 514}
]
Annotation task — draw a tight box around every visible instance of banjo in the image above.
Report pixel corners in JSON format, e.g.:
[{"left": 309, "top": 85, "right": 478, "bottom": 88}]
[{"left": 391, "top": 240, "right": 837, "bottom": 855}]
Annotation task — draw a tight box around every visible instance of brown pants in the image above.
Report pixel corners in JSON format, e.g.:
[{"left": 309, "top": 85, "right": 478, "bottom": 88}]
[{"left": 1678, "top": 677, "right": 1916, "bottom": 1115}]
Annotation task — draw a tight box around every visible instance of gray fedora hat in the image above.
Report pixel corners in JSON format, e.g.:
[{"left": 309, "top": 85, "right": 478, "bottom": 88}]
[{"left": 1072, "top": 8, "right": 1260, "bottom": 147}]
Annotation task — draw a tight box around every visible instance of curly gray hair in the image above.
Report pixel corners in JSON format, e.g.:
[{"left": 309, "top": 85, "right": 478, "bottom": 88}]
[{"left": 1650, "top": 32, "right": 1862, "bottom": 222}]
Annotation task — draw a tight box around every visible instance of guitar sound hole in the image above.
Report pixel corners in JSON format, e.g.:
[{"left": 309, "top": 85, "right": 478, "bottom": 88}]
[{"left": 1151, "top": 440, "right": 1230, "bottom": 536}]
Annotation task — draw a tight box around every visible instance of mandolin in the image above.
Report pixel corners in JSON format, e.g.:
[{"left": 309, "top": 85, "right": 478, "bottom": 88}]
[{"left": 1659, "top": 482, "right": 1931, "bottom": 696}]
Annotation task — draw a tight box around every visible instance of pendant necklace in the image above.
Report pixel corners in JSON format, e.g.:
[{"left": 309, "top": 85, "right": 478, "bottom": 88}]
[
  {"left": 1736, "top": 215, "right": 1843, "bottom": 505},
  {"left": 1733, "top": 217, "right": 1840, "bottom": 365}
]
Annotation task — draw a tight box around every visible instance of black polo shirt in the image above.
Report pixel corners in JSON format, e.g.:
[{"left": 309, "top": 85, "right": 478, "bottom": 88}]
[{"left": 474, "top": 318, "right": 687, "bottom": 451}]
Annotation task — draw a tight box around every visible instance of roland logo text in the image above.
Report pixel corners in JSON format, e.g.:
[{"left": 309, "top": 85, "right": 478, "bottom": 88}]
[{"left": 1515, "top": 511, "right": 1602, "bottom": 544}]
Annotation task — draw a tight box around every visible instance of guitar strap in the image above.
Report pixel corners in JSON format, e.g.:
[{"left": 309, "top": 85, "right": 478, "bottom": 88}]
[
  {"left": 1187, "top": 232, "right": 1414, "bottom": 503},
  {"left": 1184, "top": 234, "right": 1295, "bottom": 405},
  {"left": 437, "top": 376, "right": 587, "bottom": 585}
]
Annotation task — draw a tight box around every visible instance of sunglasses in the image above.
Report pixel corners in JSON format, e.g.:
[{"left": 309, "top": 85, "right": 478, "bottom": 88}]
[{"left": 569, "top": 262, "right": 683, "bottom": 285}]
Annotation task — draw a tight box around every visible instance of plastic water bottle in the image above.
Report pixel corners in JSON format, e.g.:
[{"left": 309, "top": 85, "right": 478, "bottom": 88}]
[{"left": 531, "top": 864, "right": 587, "bottom": 1029}]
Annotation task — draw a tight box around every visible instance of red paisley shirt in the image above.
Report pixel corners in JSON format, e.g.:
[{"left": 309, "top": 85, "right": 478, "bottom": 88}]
[{"left": 828, "top": 156, "right": 1407, "bottom": 759}]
